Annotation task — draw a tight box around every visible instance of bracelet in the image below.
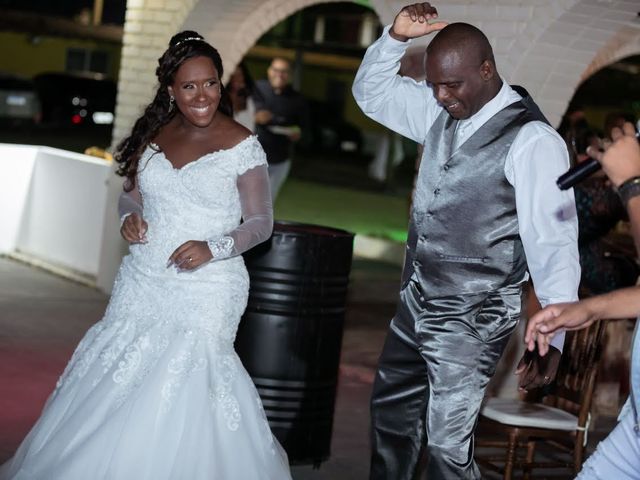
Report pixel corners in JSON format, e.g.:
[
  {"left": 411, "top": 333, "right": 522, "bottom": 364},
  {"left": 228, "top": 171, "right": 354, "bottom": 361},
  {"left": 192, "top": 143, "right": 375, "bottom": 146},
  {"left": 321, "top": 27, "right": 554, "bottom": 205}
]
[
  {"left": 206, "top": 236, "right": 234, "bottom": 260},
  {"left": 617, "top": 176, "right": 640, "bottom": 207}
]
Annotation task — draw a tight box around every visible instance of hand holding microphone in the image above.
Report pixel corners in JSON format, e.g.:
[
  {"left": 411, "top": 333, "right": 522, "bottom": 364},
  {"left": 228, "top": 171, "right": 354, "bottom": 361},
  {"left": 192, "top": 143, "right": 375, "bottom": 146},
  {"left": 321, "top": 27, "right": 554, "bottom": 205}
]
[
  {"left": 586, "top": 121, "right": 640, "bottom": 187},
  {"left": 557, "top": 120, "right": 640, "bottom": 190}
]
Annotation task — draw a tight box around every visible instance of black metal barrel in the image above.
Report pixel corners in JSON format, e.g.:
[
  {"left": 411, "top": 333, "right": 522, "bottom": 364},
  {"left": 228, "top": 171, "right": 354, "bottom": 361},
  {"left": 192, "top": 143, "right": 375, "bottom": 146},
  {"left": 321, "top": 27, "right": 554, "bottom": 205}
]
[{"left": 236, "top": 221, "right": 354, "bottom": 466}]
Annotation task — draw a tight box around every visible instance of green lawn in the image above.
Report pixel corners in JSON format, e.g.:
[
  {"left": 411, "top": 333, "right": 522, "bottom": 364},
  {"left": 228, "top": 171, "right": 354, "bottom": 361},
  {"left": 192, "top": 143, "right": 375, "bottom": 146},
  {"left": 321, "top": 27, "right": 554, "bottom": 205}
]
[{"left": 275, "top": 178, "right": 409, "bottom": 243}]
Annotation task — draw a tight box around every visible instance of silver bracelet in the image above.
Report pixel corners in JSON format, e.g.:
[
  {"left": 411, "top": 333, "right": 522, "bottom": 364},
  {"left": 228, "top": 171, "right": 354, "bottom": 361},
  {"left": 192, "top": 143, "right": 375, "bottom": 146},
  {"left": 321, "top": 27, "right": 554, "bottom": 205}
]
[
  {"left": 617, "top": 176, "right": 640, "bottom": 208},
  {"left": 206, "top": 236, "right": 234, "bottom": 260}
]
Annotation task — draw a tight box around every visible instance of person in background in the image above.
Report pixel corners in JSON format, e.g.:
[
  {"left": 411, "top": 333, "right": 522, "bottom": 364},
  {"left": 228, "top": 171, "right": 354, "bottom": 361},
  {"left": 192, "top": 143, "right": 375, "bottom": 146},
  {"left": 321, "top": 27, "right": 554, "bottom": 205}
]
[
  {"left": 526, "top": 121, "right": 640, "bottom": 479},
  {"left": 557, "top": 104, "right": 590, "bottom": 166},
  {"left": 604, "top": 112, "right": 634, "bottom": 143},
  {"left": 226, "top": 62, "right": 258, "bottom": 131},
  {"left": 254, "top": 57, "right": 309, "bottom": 201},
  {"left": 571, "top": 125, "right": 635, "bottom": 295}
]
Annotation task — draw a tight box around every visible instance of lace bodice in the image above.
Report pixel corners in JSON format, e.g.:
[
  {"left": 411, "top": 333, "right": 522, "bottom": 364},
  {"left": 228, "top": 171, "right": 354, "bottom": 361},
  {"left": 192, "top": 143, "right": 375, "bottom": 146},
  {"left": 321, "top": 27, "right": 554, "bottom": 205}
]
[{"left": 127, "top": 135, "right": 269, "bottom": 275}]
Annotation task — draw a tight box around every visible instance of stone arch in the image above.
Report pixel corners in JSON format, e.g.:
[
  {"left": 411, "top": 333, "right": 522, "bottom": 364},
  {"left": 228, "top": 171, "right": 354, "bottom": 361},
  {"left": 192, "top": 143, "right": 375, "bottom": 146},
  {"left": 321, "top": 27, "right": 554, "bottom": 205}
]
[
  {"left": 398, "top": 0, "right": 640, "bottom": 126},
  {"left": 510, "top": 0, "right": 640, "bottom": 125},
  {"left": 113, "top": 0, "right": 386, "bottom": 143},
  {"left": 113, "top": 0, "right": 640, "bottom": 142},
  {"left": 181, "top": 0, "right": 389, "bottom": 80},
  {"left": 581, "top": 27, "right": 640, "bottom": 82}
]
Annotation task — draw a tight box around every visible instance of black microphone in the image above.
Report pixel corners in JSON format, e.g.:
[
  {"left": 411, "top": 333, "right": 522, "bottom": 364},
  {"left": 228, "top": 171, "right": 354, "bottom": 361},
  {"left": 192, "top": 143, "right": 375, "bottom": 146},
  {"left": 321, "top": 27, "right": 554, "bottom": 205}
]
[
  {"left": 556, "top": 158, "right": 600, "bottom": 190},
  {"left": 557, "top": 120, "right": 640, "bottom": 190}
]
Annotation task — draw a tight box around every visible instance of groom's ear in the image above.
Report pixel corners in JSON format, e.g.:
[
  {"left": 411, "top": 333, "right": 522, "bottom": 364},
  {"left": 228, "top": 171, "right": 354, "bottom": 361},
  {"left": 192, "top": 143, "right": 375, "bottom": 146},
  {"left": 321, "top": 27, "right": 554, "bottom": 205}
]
[{"left": 480, "top": 60, "right": 494, "bottom": 81}]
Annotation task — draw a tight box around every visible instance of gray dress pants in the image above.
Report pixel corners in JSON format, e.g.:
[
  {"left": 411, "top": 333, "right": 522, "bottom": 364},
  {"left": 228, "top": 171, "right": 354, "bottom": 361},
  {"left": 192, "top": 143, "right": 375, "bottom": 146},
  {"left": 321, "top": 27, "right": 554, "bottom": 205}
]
[{"left": 370, "top": 279, "right": 522, "bottom": 479}]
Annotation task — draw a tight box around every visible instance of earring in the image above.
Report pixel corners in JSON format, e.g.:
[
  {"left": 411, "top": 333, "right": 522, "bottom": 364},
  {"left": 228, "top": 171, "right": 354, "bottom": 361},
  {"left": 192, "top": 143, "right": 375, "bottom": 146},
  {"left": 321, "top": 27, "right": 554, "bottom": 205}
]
[{"left": 168, "top": 95, "right": 175, "bottom": 112}]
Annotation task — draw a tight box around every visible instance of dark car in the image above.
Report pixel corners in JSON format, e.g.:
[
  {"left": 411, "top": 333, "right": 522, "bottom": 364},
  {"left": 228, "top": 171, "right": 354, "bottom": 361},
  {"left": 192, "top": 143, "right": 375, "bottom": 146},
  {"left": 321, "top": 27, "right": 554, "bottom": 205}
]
[
  {"left": 33, "top": 72, "right": 116, "bottom": 127},
  {"left": 0, "top": 73, "right": 41, "bottom": 125}
]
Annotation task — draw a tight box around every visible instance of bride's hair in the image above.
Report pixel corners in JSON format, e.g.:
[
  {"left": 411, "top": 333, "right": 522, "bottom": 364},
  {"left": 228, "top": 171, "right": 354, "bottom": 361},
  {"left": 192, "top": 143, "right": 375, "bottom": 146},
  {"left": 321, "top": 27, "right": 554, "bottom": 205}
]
[{"left": 114, "top": 30, "right": 232, "bottom": 190}]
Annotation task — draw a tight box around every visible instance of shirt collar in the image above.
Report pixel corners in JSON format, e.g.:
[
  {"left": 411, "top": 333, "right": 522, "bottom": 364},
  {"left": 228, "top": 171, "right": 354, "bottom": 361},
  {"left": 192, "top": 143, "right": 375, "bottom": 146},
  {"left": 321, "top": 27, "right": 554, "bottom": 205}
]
[{"left": 460, "top": 79, "right": 522, "bottom": 132}]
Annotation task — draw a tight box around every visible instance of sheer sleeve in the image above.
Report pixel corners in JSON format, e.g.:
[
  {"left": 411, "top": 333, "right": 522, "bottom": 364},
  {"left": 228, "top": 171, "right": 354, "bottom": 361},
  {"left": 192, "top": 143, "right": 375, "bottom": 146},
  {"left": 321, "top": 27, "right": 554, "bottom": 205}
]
[
  {"left": 206, "top": 164, "right": 273, "bottom": 260},
  {"left": 118, "top": 181, "right": 143, "bottom": 225}
]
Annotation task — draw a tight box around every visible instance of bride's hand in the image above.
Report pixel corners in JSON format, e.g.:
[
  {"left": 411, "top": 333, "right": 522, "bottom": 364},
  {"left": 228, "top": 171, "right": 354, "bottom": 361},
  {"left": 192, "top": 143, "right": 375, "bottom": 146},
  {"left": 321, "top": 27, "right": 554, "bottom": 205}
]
[
  {"left": 167, "top": 240, "right": 213, "bottom": 270},
  {"left": 121, "top": 213, "right": 148, "bottom": 243}
]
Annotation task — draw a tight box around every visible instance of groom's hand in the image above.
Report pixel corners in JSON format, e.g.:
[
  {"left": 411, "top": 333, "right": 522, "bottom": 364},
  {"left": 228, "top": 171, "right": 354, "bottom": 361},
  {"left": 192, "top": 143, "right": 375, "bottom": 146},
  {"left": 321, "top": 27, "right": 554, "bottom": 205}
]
[
  {"left": 390, "top": 3, "right": 448, "bottom": 42},
  {"left": 516, "top": 345, "right": 561, "bottom": 391}
]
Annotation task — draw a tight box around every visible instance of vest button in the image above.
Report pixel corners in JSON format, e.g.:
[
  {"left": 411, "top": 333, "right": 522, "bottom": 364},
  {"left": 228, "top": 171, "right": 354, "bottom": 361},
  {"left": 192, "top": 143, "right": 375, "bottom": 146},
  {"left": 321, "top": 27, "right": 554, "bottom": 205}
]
[
  {"left": 413, "top": 260, "right": 421, "bottom": 267},
  {"left": 434, "top": 188, "right": 440, "bottom": 195},
  {"left": 426, "top": 211, "right": 433, "bottom": 217},
  {"left": 420, "top": 235, "right": 427, "bottom": 242},
  {"left": 443, "top": 164, "right": 449, "bottom": 171}
]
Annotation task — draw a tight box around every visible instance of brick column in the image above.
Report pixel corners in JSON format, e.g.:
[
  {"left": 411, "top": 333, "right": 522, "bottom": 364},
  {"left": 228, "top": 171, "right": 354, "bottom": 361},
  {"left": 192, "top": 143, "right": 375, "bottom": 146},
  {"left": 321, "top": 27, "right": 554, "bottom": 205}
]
[{"left": 112, "top": 0, "right": 197, "bottom": 145}]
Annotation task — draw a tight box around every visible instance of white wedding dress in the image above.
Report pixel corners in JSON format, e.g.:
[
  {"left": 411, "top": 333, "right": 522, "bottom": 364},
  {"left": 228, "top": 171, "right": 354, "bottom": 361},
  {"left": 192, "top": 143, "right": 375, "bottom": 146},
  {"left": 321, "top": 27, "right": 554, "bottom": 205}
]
[{"left": 0, "top": 136, "right": 292, "bottom": 480}]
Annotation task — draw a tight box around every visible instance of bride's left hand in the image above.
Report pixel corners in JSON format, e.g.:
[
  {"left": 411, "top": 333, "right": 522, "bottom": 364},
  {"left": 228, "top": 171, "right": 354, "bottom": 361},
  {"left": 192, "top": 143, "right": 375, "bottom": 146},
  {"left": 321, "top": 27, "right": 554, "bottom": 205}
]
[{"left": 167, "top": 240, "right": 213, "bottom": 270}]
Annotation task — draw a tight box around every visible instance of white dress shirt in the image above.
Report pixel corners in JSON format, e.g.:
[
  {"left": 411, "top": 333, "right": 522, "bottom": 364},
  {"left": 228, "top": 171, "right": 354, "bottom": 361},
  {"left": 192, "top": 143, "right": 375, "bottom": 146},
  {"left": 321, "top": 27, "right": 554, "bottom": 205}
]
[{"left": 353, "top": 27, "right": 580, "bottom": 349}]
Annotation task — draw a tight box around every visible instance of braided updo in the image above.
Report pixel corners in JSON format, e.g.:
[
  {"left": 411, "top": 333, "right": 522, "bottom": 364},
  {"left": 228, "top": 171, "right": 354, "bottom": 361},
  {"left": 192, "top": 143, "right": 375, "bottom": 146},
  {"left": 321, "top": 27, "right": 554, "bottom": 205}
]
[{"left": 114, "top": 31, "right": 232, "bottom": 189}]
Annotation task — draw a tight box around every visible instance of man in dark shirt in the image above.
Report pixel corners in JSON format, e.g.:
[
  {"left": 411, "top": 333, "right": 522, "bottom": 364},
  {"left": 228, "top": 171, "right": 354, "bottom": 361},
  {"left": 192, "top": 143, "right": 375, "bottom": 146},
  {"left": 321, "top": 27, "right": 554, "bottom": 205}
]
[{"left": 254, "top": 57, "right": 309, "bottom": 200}]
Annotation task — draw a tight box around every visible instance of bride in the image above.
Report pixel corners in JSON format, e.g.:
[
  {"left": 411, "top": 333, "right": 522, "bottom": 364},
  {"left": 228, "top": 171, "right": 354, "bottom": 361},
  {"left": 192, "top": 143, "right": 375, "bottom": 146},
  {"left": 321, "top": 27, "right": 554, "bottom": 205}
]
[{"left": 0, "top": 31, "right": 291, "bottom": 480}]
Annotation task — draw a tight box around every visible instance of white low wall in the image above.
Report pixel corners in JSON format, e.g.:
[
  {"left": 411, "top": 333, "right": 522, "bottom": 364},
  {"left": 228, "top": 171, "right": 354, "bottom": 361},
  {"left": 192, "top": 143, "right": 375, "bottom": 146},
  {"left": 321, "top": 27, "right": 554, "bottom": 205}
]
[
  {"left": 0, "top": 145, "right": 37, "bottom": 254},
  {"left": 0, "top": 144, "right": 111, "bottom": 281},
  {"left": 0, "top": 143, "right": 407, "bottom": 295}
]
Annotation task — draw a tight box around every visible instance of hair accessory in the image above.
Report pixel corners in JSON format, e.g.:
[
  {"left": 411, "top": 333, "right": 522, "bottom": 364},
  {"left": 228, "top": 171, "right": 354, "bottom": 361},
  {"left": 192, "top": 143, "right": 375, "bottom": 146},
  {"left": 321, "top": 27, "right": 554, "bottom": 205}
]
[{"left": 173, "top": 36, "right": 204, "bottom": 49}]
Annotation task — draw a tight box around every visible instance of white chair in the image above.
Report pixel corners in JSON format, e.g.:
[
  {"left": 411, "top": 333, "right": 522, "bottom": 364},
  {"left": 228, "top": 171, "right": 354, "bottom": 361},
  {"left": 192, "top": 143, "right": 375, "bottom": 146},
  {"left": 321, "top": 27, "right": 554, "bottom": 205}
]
[{"left": 475, "top": 321, "right": 606, "bottom": 479}]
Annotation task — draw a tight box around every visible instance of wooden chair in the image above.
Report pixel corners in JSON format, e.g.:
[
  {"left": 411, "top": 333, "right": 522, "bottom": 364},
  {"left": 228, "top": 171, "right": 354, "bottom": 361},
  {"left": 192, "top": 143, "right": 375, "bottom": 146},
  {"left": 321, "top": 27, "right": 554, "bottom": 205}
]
[{"left": 475, "top": 320, "right": 607, "bottom": 479}]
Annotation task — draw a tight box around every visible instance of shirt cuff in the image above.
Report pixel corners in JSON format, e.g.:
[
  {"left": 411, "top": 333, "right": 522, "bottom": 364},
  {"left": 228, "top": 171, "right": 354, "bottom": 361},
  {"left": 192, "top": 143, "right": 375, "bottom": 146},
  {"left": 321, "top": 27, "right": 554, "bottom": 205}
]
[
  {"left": 549, "top": 330, "right": 566, "bottom": 353},
  {"left": 206, "top": 236, "right": 234, "bottom": 261},
  {"left": 380, "top": 25, "right": 413, "bottom": 52}
]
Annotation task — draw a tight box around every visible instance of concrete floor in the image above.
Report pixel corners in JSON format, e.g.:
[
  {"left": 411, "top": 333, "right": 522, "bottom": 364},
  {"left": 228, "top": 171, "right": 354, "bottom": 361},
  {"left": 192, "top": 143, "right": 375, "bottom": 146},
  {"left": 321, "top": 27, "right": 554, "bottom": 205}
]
[
  {"left": 0, "top": 255, "right": 617, "bottom": 479},
  {"left": 0, "top": 256, "right": 393, "bottom": 479}
]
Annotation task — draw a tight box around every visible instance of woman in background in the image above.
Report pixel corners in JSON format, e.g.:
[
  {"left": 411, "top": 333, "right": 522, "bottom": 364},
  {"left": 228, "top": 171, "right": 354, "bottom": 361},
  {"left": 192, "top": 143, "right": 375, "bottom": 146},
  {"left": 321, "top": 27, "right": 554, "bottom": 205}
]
[{"left": 227, "top": 61, "right": 257, "bottom": 131}]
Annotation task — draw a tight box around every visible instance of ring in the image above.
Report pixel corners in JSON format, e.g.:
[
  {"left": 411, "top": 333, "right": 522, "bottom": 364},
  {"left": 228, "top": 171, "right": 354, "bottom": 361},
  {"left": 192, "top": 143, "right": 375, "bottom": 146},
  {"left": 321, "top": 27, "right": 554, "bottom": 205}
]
[
  {"left": 544, "top": 375, "right": 550, "bottom": 383},
  {"left": 188, "top": 256, "right": 192, "bottom": 263}
]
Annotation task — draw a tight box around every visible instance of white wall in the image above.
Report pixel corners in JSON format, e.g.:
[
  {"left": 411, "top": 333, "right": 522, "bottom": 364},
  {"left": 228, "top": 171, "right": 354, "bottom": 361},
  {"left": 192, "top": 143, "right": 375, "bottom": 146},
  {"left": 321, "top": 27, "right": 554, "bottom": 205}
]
[
  {"left": 0, "top": 145, "right": 37, "bottom": 253},
  {"left": 0, "top": 144, "right": 111, "bottom": 280},
  {"left": 96, "top": 162, "right": 129, "bottom": 293}
]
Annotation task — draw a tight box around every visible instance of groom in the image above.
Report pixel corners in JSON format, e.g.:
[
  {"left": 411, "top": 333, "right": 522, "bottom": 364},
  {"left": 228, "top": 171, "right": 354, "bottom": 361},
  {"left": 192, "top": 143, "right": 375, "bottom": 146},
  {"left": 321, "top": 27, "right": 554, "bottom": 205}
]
[{"left": 352, "top": 3, "right": 580, "bottom": 478}]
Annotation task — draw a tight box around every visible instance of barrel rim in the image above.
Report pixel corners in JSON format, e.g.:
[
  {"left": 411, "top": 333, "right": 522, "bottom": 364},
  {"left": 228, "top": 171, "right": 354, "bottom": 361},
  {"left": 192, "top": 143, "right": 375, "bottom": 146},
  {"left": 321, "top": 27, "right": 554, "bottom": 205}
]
[{"left": 274, "top": 220, "right": 354, "bottom": 239}]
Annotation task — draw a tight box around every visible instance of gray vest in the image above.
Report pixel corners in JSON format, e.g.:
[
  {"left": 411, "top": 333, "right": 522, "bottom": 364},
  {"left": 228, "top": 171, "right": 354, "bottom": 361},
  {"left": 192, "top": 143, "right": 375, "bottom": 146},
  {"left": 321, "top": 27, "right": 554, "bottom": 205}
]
[{"left": 402, "top": 94, "right": 548, "bottom": 298}]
